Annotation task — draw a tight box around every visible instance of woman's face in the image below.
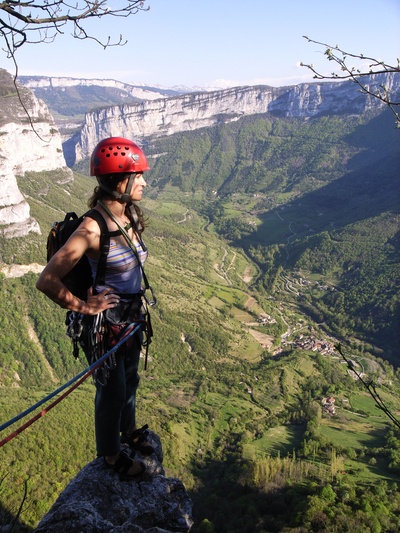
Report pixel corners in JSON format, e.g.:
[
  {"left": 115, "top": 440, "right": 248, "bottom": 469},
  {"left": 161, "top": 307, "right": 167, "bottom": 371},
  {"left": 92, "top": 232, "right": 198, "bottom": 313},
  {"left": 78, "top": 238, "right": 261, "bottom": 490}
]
[
  {"left": 131, "top": 173, "right": 147, "bottom": 201},
  {"left": 119, "top": 173, "right": 147, "bottom": 201}
]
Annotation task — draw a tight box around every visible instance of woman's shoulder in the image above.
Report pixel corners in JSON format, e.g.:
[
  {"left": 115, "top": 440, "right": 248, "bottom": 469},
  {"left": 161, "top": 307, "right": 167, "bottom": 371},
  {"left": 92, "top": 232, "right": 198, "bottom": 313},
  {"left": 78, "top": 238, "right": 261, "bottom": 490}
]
[
  {"left": 72, "top": 211, "right": 103, "bottom": 245},
  {"left": 85, "top": 208, "right": 110, "bottom": 232}
]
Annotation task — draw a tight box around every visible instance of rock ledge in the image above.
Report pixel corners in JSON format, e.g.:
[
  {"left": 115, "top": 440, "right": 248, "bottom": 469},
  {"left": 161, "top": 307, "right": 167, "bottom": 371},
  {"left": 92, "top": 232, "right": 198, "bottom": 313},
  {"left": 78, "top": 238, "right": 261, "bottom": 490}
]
[{"left": 34, "top": 432, "right": 193, "bottom": 533}]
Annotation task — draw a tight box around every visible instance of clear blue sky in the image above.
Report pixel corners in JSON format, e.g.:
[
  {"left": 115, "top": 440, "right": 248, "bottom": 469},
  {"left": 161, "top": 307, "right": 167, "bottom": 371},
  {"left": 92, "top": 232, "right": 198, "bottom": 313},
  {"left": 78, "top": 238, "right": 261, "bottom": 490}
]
[{"left": 2, "top": 0, "right": 399, "bottom": 88}]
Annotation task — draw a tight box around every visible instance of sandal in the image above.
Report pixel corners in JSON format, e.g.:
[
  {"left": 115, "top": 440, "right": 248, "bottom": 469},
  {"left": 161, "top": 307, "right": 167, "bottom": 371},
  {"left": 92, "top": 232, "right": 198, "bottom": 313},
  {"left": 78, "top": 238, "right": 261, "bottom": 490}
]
[
  {"left": 104, "top": 449, "right": 145, "bottom": 481},
  {"left": 121, "top": 424, "right": 155, "bottom": 455}
]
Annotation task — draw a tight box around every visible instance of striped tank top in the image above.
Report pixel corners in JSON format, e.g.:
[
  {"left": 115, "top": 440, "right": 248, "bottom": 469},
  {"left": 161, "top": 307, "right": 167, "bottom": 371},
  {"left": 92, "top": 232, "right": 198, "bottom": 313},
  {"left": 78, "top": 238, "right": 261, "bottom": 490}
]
[{"left": 88, "top": 238, "right": 148, "bottom": 296}]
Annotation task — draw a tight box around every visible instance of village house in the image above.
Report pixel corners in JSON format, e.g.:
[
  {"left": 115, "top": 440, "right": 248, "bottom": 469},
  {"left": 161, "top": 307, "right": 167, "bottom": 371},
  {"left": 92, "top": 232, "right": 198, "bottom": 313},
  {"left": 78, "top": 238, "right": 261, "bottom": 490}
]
[{"left": 321, "top": 396, "right": 336, "bottom": 416}]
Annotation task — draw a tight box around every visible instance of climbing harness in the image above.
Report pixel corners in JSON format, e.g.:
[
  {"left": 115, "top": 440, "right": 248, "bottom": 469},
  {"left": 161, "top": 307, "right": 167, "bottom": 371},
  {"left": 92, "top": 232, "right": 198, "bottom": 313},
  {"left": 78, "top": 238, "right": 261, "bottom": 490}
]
[{"left": 0, "top": 322, "right": 141, "bottom": 449}]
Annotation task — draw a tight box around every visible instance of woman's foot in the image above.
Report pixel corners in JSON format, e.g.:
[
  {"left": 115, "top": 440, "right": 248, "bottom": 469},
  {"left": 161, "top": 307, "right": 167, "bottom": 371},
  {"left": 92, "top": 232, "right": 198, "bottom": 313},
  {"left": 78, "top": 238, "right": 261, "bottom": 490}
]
[
  {"left": 122, "top": 424, "right": 155, "bottom": 455},
  {"left": 105, "top": 449, "right": 145, "bottom": 480}
]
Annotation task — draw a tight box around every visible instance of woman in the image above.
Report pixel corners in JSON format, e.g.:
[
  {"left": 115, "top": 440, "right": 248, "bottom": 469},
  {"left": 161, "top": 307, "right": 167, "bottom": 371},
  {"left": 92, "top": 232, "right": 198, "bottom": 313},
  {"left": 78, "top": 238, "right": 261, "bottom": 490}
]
[{"left": 37, "top": 137, "right": 154, "bottom": 480}]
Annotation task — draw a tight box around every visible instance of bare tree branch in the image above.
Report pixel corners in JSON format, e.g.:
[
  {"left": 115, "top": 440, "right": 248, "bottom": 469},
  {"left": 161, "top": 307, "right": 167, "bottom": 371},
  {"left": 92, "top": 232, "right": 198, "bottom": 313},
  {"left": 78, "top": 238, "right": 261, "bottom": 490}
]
[
  {"left": 0, "top": 1, "right": 149, "bottom": 138},
  {"left": 5, "top": 31, "right": 50, "bottom": 142},
  {"left": 0, "top": 1, "right": 149, "bottom": 52},
  {"left": 301, "top": 37, "right": 400, "bottom": 126}
]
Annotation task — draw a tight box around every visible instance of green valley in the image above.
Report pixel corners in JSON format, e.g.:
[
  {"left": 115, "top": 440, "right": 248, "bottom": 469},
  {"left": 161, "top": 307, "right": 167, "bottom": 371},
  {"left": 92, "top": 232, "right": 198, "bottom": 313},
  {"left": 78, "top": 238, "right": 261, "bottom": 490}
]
[{"left": 1, "top": 105, "right": 400, "bottom": 532}]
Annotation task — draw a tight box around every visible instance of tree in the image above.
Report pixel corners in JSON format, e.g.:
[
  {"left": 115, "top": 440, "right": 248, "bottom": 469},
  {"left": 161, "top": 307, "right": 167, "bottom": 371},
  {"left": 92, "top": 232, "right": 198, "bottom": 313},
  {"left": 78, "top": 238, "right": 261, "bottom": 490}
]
[
  {"left": 301, "top": 37, "right": 400, "bottom": 126},
  {"left": 0, "top": 1, "right": 149, "bottom": 74}
]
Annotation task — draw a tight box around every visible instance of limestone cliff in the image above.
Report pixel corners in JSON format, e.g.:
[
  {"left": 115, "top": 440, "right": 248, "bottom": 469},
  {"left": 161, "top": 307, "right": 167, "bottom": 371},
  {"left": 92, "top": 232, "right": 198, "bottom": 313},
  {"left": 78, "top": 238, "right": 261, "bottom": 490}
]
[
  {"left": 68, "top": 73, "right": 399, "bottom": 166},
  {"left": 0, "top": 69, "right": 71, "bottom": 239}
]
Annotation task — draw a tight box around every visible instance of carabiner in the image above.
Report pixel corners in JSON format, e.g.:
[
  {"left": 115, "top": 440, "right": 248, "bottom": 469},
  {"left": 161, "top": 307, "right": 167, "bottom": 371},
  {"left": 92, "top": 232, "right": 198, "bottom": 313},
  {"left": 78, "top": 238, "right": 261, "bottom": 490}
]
[{"left": 144, "top": 285, "right": 157, "bottom": 306}]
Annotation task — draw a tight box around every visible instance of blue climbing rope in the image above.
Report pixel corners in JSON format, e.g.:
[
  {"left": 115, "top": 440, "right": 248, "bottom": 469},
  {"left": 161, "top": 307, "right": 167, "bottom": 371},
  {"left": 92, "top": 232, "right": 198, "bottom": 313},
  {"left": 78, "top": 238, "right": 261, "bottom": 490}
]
[{"left": 0, "top": 322, "right": 141, "bottom": 444}]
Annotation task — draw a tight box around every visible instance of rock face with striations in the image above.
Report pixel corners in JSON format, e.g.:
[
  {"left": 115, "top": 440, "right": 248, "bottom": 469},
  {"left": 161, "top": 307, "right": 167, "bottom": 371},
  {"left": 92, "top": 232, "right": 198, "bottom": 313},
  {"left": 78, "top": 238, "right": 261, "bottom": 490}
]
[
  {"left": 67, "top": 72, "right": 400, "bottom": 166},
  {"left": 34, "top": 431, "right": 193, "bottom": 533},
  {"left": 0, "top": 69, "right": 71, "bottom": 239}
]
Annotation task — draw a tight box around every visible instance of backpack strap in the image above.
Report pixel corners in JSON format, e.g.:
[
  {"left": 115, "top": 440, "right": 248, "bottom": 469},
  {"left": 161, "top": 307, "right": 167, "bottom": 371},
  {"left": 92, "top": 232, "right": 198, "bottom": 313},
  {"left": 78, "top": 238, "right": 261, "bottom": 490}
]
[{"left": 85, "top": 209, "right": 110, "bottom": 290}]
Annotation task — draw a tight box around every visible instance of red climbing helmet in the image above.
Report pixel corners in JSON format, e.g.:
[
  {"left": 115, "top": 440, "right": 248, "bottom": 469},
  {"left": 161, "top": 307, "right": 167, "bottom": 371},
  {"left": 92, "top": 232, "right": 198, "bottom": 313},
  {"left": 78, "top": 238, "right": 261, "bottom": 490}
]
[{"left": 90, "top": 137, "right": 150, "bottom": 176}]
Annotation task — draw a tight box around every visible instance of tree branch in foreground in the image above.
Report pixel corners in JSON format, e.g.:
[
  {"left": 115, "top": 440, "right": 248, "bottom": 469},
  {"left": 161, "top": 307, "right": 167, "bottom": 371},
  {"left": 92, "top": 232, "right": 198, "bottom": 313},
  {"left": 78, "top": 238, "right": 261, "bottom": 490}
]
[
  {"left": 0, "top": 1, "right": 149, "bottom": 52},
  {"left": 0, "top": 1, "right": 149, "bottom": 139},
  {"left": 301, "top": 37, "right": 400, "bottom": 126}
]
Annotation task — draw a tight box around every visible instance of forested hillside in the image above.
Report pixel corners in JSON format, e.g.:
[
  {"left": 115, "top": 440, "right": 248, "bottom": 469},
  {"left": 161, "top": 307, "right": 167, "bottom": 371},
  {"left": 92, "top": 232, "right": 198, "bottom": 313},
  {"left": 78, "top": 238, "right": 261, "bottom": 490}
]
[
  {"left": 145, "top": 107, "right": 400, "bottom": 364},
  {"left": 1, "top": 105, "right": 400, "bottom": 532}
]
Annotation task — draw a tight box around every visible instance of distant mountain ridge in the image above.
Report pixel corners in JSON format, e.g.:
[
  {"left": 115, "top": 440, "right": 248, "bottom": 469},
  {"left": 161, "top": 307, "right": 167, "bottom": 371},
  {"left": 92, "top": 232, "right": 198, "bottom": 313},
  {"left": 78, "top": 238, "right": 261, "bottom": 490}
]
[
  {"left": 18, "top": 75, "right": 221, "bottom": 146},
  {"left": 63, "top": 72, "right": 399, "bottom": 167},
  {"left": 19, "top": 75, "right": 188, "bottom": 102},
  {"left": 2, "top": 70, "right": 399, "bottom": 240},
  {"left": 19, "top": 72, "right": 400, "bottom": 168},
  {"left": 19, "top": 75, "right": 225, "bottom": 97}
]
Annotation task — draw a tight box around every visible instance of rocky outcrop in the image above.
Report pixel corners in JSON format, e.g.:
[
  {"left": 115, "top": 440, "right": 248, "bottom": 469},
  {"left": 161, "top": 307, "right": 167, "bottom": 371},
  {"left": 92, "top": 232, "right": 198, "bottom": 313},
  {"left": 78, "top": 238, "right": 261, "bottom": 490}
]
[
  {"left": 0, "top": 69, "right": 71, "bottom": 238},
  {"left": 68, "top": 73, "right": 400, "bottom": 166},
  {"left": 34, "top": 432, "right": 193, "bottom": 533},
  {"left": 0, "top": 263, "right": 43, "bottom": 278}
]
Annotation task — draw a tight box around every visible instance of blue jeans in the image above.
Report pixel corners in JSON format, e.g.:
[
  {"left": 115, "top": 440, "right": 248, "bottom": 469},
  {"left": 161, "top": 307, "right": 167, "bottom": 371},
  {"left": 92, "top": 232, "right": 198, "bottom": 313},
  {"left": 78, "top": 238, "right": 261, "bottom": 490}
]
[{"left": 94, "top": 331, "right": 141, "bottom": 456}]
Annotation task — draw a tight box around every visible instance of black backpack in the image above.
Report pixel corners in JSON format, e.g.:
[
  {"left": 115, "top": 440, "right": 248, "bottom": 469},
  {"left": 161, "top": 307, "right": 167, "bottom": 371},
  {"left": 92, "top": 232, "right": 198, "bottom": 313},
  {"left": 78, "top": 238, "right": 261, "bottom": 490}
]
[{"left": 46, "top": 209, "right": 110, "bottom": 301}]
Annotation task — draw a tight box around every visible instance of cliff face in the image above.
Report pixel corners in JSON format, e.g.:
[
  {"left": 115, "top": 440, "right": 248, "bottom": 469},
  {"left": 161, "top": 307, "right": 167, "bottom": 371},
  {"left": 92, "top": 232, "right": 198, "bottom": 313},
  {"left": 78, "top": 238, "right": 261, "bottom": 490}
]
[
  {"left": 68, "top": 73, "right": 399, "bottom": 166},
  {"left": 0, "top": 69, "right": 71, "bottom": 238}
]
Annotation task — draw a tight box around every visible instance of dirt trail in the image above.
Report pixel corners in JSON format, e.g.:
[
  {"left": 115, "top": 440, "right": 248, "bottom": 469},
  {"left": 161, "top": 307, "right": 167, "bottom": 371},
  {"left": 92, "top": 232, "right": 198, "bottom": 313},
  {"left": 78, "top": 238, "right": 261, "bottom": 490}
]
[
  {"left": 24, "top": 315, "right": 59, "bottom": 384},
  {"left": 242, "top": 266, "right": 252, "bottom": 283}
]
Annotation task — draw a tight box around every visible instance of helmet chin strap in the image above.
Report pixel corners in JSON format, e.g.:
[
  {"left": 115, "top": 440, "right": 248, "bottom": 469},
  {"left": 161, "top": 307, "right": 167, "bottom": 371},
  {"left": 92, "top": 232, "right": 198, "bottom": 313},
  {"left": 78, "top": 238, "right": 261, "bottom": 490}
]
[{"left": 98, "top": 174, "right": 143, "bottom": 234}]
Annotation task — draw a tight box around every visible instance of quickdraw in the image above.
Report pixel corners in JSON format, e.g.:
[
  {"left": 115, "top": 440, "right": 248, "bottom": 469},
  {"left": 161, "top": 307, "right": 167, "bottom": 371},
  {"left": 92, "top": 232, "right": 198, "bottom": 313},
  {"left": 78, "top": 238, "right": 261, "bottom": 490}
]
[
  {"left": 87, "top": 312, "right": 117, "bottom": 386},
  {"left": 66, "top": 311, "right": 84, "bottom": 358}
]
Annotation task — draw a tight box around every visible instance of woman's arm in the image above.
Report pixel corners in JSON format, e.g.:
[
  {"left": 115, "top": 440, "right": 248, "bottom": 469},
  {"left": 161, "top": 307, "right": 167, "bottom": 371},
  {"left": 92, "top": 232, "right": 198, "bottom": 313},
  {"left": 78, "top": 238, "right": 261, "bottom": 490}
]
[{"left": 36, "top": 217, "right": 119, "bottom": 315}]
